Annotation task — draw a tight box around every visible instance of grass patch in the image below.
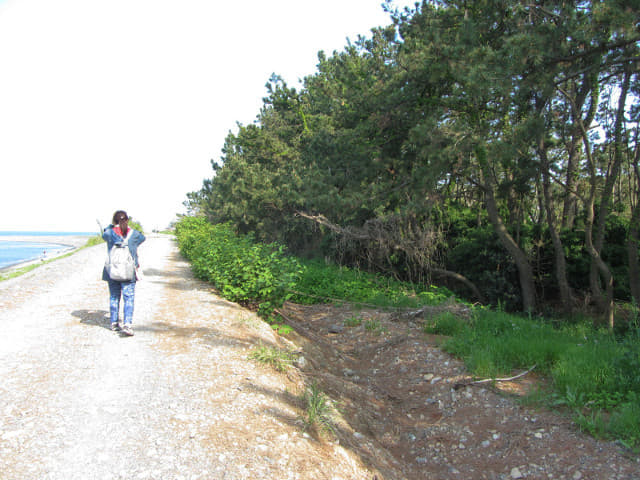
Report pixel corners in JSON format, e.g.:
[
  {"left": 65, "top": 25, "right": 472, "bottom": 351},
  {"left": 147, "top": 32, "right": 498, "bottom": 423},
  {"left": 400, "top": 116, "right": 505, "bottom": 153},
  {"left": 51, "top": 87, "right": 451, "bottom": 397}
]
[
  {"left": 344, "top": 316, "right": 363, "bottom": 327},
  {"left": 291, "top": 259, "right": 456, "bottom": 309},
  {"left": 248, "top": 344, "right": 293, "bottom": 373},
  {"left": 364, "top": 318, "right": 388, "bottom": 335},
  {"left": 301, "top": 382, "right": 335, "bottom": 435},
  {"left": 439, "top": 307, "right": 640, "bottom": 449},
  {"left": 423, "top": 311, "right": 467, "bottom": 337}
]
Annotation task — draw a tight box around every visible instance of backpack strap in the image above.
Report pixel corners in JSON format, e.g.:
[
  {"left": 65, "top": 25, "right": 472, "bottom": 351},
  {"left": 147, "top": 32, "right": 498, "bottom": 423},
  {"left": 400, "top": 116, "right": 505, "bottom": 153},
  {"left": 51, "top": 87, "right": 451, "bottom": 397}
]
[{"left": 121, "top": 229, "right": 133, "bottom": 246}]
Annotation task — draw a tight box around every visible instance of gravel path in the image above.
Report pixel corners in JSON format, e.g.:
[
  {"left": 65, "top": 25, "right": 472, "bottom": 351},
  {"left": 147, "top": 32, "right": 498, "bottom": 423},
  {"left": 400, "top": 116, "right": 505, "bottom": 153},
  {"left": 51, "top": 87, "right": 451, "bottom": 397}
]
[
  {"left": 0, "top": 235, "right": 375, "bottom": 480},
  {"left": 2, "top": 235, "right": 639, "bottom": 480}
]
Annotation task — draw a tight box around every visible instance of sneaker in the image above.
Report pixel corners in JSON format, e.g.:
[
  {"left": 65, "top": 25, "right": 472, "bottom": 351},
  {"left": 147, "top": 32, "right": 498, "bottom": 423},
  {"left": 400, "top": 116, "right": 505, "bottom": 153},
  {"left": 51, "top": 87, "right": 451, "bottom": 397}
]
[
  {"left": 121, "top": 324, "right": 134, "bottom": 336},
  {"left": 111, "top": 322, "right": 121, "bottom": 332}
]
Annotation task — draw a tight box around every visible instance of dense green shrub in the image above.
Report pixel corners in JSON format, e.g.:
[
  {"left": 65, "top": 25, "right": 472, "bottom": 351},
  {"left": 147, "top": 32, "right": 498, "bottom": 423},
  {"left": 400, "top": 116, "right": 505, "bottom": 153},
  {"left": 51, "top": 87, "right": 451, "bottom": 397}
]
[
  {"left": 560, "top": 215, "right": 634, "bottom": 301},
  {"left": 176, "top": 217, "right": 455, "bottom": 314},
  {"left": 175, "top": 216, "right": 302, "bottom": 318}
]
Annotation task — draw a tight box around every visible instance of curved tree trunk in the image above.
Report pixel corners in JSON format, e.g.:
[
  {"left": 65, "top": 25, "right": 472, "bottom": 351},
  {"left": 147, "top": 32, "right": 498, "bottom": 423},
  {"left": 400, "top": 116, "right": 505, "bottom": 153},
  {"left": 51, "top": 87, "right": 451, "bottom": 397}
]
[
  {"left": 540, "top": 144, "right": 573, "bottom": 313},
  {"left": 562, "top": 74, "right": 596, "bottom": 230},
  {"left": 474, "top": 143, "right": 536, "bottom": 313},
  {"left": 586, "top": 68, "right": 631, "bottom": 328},
  {"left": 483, "top": 185, "right": 537, "bottom": 313},
  {"left": 629, "top": 208, "right": 640, "bottom": 306},
  {"left": 629, "top": 158, "right": 640, "bottom": 305},
  {"left": 431, "top": 268, "right": 486, "bottom": 304},
  {"left": 562, "top": 137, "right": 580, "bottom": 230}
]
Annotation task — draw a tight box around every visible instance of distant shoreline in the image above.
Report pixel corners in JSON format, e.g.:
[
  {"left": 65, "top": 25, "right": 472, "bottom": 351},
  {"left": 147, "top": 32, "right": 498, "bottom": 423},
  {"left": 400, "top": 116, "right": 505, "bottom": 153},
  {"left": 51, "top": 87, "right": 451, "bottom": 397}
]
[{"left": 0, "top": 234, "right": 96, "bottom": 273}]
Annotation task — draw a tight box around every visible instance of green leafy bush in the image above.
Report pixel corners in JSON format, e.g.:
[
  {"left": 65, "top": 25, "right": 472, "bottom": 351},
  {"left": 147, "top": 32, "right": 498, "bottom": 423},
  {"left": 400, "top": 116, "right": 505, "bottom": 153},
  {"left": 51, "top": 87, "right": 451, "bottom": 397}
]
[{"left": 175, "top": 217, "right": 302, "bottom": 318}]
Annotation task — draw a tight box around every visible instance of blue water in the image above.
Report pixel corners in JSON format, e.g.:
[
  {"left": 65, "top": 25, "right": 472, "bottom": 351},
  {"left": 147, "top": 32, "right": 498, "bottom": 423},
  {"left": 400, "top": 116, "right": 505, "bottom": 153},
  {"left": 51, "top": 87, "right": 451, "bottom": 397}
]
[{"left": 0, "top": 231, "right": 95, "bottom": 269}]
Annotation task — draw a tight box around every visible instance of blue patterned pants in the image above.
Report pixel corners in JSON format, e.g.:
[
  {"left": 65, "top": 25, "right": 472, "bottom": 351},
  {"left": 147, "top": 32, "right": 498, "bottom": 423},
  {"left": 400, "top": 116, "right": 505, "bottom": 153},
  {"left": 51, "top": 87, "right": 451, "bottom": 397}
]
[{"left": 108, "top": 279, "right": 136, "bottom": 325}]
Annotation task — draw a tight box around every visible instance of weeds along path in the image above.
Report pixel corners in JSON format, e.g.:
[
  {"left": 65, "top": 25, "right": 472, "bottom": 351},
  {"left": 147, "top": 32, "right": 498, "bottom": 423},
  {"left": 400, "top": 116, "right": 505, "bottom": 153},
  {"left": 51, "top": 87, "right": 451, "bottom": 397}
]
[{"left": 0, "top": 235, "right": 381, "bottom": 480}]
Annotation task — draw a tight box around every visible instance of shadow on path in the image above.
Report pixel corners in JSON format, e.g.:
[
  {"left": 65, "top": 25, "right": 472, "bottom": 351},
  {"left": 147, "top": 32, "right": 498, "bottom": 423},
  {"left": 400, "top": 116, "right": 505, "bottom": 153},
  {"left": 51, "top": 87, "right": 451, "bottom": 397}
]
[{"left": 72, "top": 309, "right": 110, "bottom": 330}]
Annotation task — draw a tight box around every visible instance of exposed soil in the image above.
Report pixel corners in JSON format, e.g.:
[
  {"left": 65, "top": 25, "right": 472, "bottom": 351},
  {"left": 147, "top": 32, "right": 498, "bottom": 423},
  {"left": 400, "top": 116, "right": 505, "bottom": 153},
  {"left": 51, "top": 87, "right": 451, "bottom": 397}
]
[
  {"left": 277, "top": 303, "right": 639, "bottom": 479},
  {"left": 0, "top": 235, "right": 638, "bottom": 479}
]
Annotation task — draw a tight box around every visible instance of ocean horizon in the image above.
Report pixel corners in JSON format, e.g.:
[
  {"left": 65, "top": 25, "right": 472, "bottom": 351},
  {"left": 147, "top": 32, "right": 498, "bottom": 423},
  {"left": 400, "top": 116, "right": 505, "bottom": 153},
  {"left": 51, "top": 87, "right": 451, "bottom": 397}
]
[
  {"left": 0, "top": 231, "right": 96, "bottom": 269},
  {"left": 0, "top": 231, "right": 96, "bottom": 236}
]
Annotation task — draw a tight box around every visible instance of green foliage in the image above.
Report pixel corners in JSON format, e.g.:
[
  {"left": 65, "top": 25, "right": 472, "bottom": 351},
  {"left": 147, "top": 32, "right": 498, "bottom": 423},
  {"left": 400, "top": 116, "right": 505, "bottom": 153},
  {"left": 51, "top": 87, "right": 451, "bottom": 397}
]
[
  {"left": 607, "top": 393, "right": 640, "bottom": 449},
  {"left": 176, "top": 214, "right": 640, "bottom": 447},
  {"left": 175, "top": 216, "right": 455, "bottom": 320},
  {"left": 270, "top": 322, "right": 293, "bottom": 335},
  {"left": 441, "top": 307, "right": 640, "bottom": 449},
  {"left": 85, "top": 235, "right": 105, "bottom": 247},
  {"left": 446, "top": 225, "right": 525, "bottom": 311},
  {"left": 551, "top": 338, "right": 621, "bottom": 405},
  {"left": 128, "top": 219, "right": 144, "bottom": 234},
  {"left": 292, "top": 258, "right": 454, "bottom": 308},
  {"left": 185, "top": 0, "right": 639, "bottom": 321},
  {"left": 443, "top": 309, "right": 571, "bottom": 376},
  {"left": 561, "top": 216, "right": 636, "bottom": 301},
  {"left": 611, "top": 338, "right": 640, "bottom": 396},
  {"left": 422, "top": 311, "right": 468, "bottom": 337},
  {"left": 175, "top": 216, "right": 302, "bottom": 320}
]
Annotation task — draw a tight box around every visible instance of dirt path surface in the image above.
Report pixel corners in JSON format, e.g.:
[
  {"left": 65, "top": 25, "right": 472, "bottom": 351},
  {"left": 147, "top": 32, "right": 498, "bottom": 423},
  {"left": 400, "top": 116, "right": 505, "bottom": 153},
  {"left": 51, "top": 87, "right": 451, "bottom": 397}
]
[{"left": 0, "top": 235, "right": 638, "bottom": 480}]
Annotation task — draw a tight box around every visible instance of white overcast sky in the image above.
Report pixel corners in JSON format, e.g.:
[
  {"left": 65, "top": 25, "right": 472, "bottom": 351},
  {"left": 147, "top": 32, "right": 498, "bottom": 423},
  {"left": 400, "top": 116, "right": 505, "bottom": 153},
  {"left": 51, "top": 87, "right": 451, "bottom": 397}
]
[{"left": 0, "top": 0, "right": 416, "bottom": 232}]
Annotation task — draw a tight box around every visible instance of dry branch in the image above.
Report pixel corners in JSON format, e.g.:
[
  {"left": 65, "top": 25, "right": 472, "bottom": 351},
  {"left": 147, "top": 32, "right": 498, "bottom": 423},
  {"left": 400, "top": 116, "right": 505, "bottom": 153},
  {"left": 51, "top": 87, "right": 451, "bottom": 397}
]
[{"left": 454, "top": 365, "right": 537, "bottom": 390}]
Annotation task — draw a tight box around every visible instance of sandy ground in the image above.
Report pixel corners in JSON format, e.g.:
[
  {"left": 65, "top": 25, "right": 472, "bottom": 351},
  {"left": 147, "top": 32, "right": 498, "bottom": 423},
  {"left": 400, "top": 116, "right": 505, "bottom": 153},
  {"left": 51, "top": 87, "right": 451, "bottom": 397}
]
[{"left": 0, "top": 234, "right": 638, "bottom": 480}]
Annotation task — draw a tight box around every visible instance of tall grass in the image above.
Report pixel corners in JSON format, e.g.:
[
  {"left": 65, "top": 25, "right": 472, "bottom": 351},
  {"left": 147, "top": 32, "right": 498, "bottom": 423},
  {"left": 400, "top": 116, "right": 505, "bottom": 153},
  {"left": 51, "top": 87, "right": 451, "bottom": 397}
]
[
  {"left": 292, "top": 258, "right": 455, "bottom": 308},
  {"left": 248, "top": 344, "right": 293, "bottom": 373},
  {"left": 301, "top": 382, "right": 336, "bottom": 435},
  {"left": 438, "top": 308, "right": 640, "bottom": 449}
]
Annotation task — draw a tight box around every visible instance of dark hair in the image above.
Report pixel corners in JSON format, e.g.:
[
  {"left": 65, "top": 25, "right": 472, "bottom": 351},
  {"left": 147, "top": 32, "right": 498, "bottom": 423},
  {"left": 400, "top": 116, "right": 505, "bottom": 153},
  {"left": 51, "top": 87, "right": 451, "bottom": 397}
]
[{"left": 112, "top": 210, "right": 128, "bottom": 224}]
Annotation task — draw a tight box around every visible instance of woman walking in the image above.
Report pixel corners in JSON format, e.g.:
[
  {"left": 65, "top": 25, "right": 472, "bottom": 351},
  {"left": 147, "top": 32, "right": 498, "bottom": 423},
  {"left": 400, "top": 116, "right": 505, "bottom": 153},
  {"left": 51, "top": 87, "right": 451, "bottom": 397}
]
[{"left": 102, "top": 210, "right": 146, "bottom": 336}]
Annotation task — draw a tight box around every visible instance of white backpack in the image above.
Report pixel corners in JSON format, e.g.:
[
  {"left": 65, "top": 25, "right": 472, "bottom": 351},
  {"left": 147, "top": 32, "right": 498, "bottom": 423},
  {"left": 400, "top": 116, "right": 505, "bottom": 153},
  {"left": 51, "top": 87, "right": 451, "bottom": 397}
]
[{"left": 105, "top": 231, "right": 135, "bottom": 281}]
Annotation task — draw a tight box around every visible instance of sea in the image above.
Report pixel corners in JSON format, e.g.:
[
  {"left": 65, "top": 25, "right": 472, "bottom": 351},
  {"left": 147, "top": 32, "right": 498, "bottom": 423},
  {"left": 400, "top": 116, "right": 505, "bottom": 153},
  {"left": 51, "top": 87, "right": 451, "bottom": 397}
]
[{"left": 0, "top": 231, "right": 95, "bottom": 269}]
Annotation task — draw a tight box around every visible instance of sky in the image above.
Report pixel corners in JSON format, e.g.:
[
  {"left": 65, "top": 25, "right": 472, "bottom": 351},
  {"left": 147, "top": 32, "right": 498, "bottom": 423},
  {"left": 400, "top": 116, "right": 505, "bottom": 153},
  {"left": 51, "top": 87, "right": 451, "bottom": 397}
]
[{"left": 0, "top": 0, "right": 417, "bottom": 233}]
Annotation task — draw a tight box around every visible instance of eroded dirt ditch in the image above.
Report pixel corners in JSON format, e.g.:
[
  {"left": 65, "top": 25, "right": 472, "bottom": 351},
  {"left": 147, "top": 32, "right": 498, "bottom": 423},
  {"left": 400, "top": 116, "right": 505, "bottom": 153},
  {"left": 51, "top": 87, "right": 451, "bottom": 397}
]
[{"left": 277, "top": 302, "right": 639, "bottom": 480}]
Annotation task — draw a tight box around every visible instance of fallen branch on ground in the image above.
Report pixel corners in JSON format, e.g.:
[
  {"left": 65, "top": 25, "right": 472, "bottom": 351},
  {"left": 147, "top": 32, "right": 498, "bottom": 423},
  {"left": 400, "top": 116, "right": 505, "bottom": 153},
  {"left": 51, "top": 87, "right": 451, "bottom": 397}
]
[{"left": 454, "top": 364, "right": 537, "bottom": 390}]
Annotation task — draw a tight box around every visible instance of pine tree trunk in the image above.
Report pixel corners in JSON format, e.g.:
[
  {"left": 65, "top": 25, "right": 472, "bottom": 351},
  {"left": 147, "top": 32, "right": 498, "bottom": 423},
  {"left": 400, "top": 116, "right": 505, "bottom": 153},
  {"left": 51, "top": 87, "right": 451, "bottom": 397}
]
[
  {"left": 629, "top": 160, "right": 640, "bottom": 305},
  {"left": 629, "top": 214, "right": 640, "bottom": 306},
  {"left": 540, "top": 145, "right": 573, "bottom": 313},
  {"left": 483, "top": 185, "right": 536, "bottom": 313},
  {"left": 590, "top": 68, "right": 631, "bottom": 328}
]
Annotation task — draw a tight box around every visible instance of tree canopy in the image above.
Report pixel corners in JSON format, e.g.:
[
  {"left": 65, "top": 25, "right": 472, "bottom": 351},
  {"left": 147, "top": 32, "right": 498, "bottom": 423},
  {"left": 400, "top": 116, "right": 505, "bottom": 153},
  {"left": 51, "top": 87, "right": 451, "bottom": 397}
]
[{"left": 186, "top": 0, "right": 640, "bottom": 324}]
